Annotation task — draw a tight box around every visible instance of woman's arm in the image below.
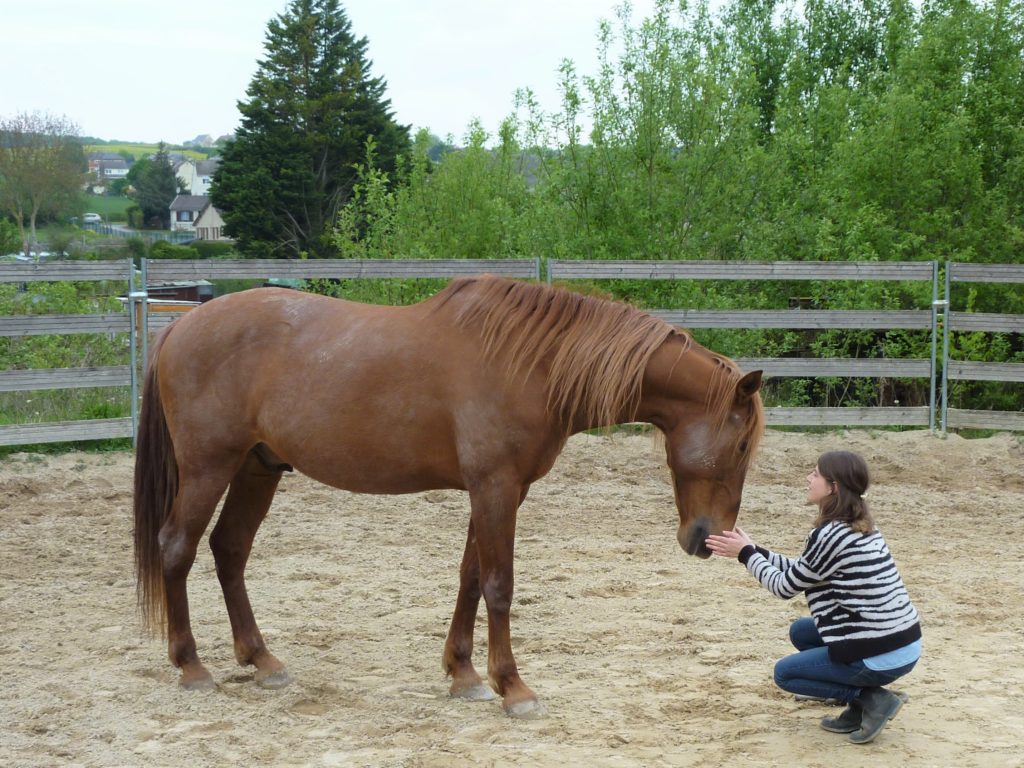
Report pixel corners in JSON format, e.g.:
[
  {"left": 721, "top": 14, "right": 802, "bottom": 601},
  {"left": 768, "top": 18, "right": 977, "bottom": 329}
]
[{"left": 707, "top": 526, "right": 827, "bottom": 599}]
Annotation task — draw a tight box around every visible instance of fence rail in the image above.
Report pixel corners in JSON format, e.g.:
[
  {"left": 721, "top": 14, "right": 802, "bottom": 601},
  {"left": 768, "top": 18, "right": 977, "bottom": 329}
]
[
  {"left": 647, "top": 309, "right": 932, "bottom": 330},
  {"left": 0, "top": 314, "right": 132, "bottom": 336},
  {"left": 0, "top": 418, "right": 134, "bottom": 446},
  {"left": 0, "top": 261, "right": 131, "bottom": 283},
  {"left": 547, "top": 259, "right": 936, "bottom": 282},
  {"left": 144, "top": 258, "right": 541, "bottom": 282},
  {"left": 0, "top": 366, "right": 131, "bottom": 392}
]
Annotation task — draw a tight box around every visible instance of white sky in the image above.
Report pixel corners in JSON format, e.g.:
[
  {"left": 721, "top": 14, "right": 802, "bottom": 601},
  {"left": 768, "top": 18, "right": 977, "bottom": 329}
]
[{"left": 0, "top": 0, "right": 671, "bottom": 145}]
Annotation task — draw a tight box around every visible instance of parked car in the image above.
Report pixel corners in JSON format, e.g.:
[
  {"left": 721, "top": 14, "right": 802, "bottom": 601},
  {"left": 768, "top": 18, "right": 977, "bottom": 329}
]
[{"left": 82, "top": 213, "right": 102, "bottom": 224}]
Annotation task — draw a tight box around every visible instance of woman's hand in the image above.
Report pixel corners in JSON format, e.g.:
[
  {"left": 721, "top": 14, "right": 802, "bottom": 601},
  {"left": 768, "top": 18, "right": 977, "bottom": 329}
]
[{"left": 705, "top": 526, "right": 755, "bottom": 559}]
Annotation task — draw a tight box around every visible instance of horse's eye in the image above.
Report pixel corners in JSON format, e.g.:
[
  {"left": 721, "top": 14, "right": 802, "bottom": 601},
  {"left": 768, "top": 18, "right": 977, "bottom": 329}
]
[{"left": 739, "top": 440, "right": 749, "bottom": 453}]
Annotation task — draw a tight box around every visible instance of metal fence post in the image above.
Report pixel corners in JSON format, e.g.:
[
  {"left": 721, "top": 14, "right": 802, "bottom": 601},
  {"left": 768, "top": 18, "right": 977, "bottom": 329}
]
[
  {"left": 128, "top": 257, "right": 145, "bottom": 446},
  {"left": 928, "top": 261, "right": 938, "bottom": 432},
  {"left": 940, "top": 263, "right": 952, "bottom": 434},
  {"left": 141, "top": 258, "right": 150, "bottom": 381}
]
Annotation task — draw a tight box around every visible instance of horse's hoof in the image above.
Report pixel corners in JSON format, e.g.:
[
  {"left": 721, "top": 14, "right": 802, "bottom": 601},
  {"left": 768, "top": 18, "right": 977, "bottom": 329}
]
[
  {"left": 178, "top": 672, "right": 216, "bottom": 691},
  {"left": 450, "top": 682, "right": 497, "bottom": 701},
  {"left": 256, "top": 668, "right": 293, "bottom": 690},
  {"left": 504, "top": 698, "right": 547, "bottom": 720}
]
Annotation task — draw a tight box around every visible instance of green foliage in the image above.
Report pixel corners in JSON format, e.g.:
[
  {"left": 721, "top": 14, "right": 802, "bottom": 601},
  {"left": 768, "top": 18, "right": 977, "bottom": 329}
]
[
  {"left": 148, "top": 240, "right": 199, "bottom": 260},
  {"left": 0, "top": 111, "right": 86, "bottom": 254},
  {"left": 191, "top": 240, "right": 237, "bottom": 258},
  {"left": 128, "top": 142, "right": 180, "bottom": 229},
  {"left": 210, "top": 0, "right": 411, "bottom": 258},
  {"left": 0, "top": 217, "right": 19, "bottom": 254},
  {"left": 323, "top": 0, "right": 1022, "bottom": 416}
]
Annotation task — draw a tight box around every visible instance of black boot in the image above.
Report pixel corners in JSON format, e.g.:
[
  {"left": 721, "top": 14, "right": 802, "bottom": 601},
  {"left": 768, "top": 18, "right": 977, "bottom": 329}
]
[
  {"left": 820, "top": 700, "right": 862, "bottom": 733},
  {"left": 849, "top": 687, "right": 905, "bottom": 744}
]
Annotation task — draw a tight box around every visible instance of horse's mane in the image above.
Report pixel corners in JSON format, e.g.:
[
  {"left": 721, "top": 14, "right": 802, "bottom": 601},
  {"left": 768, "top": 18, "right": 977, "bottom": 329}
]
[{"left": 432, "top": 276, "right": 764, "bottom": 454}]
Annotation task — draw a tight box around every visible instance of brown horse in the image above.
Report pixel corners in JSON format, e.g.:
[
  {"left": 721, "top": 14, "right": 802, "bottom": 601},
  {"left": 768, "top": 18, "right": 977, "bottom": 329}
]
[{"left": 133, "top": 275, "right": 763, "bottom": 718}]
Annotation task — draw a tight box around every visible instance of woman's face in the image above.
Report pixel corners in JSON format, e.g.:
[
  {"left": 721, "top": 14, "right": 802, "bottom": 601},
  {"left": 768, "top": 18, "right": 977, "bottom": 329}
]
[{"left": 806, "top": 465, "right": 834, "bottom": 506}]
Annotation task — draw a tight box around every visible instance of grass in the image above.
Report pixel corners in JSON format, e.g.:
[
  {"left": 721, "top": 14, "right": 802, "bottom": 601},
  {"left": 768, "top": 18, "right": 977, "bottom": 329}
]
[
  {"left": 84, "top": 143, "right": 209, "bottom": 161},
  {"left": 80, "top": 193, "right": 135, "bottom": 220}
]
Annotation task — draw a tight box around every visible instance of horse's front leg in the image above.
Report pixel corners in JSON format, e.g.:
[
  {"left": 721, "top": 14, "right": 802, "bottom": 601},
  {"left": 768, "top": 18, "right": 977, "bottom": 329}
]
[
  {"left": 466, "top": 478, "right": 543, "bottom": 718},
  {"left": 442, "top": 520, "right": 495, "bottom": 701}
]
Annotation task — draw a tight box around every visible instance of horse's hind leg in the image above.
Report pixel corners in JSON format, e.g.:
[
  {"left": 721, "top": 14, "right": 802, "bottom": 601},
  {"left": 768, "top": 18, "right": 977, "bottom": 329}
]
[
  {"left": 443, "top": 520, "right": 495, "bottom": 701},
  {"left": 209, "top": 450, "right": 290, "bottom": 689},
  {"left": 160, "top": 464, "right": 236, "bottom": 690}
]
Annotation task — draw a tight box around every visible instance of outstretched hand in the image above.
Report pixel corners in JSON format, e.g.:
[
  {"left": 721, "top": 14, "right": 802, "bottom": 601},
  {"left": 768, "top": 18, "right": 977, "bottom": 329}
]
[{"left": 705, "top": 526, "right": 755, "bottom": 559}]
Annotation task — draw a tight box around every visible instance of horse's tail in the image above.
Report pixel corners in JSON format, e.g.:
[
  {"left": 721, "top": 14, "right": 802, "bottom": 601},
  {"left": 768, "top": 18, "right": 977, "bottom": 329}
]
[{"left": 133, "top": 325, "right": 178, "bottom": 635}]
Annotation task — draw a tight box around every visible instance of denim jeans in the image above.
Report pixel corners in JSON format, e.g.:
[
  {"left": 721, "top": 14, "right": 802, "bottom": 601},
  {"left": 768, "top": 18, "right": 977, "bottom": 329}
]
[{"left": 773, "top": 617, "right": 918, "bottom": 703}]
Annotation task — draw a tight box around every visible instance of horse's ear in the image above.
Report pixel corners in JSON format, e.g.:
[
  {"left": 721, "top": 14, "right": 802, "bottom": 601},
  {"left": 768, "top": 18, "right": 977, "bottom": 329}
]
[{"left": 735, "top": 370, "right": 763, "bottom": 402}]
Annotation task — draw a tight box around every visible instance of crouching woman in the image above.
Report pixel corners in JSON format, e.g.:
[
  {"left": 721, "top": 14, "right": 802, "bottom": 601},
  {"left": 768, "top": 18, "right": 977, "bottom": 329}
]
[{"left": 706, "top": 450, "right": 921, "bottom": 744}]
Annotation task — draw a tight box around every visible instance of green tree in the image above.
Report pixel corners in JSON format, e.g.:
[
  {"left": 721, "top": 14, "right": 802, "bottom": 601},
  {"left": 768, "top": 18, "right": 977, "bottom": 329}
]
[
  {"left": 0, "top": 111, "right": 85, "bottom": 257},
  {"left": 128, "top": 143, "right": 180, "bottom": 229},
  {"left": 0, "top": 217, "right": 20, "bottom": 255},
  {"left": 211, "top": 0, "right": 410, "bottom": 258}
]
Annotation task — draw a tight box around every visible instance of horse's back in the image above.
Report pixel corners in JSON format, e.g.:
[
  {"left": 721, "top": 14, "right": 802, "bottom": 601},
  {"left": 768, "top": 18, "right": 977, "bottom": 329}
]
[{"left": 154, "top": 288, "right": 551, "bottom": 491}]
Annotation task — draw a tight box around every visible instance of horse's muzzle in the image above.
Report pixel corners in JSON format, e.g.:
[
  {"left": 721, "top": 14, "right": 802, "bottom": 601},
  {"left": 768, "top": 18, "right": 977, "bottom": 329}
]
[{"left": 678, "top": 517, "right": 713, "bottom": 559}]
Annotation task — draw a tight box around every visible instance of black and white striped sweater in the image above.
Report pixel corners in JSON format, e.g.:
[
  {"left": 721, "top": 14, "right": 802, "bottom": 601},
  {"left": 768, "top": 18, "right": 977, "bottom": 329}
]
[{"left": 739, "top": 521, "right": 922, "bottom": 663}]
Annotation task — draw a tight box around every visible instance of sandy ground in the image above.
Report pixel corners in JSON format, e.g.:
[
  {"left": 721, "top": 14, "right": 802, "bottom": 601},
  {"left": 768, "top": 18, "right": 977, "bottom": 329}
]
[{"left": 1, "top": 429, "right": 1023, "bottom": 768}]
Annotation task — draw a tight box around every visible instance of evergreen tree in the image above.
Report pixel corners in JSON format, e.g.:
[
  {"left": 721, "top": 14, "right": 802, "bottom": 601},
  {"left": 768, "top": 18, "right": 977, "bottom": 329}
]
[
  {"left": 129, "top": 143, "right": 180, "bottom": 229},
  {"left": 211, "top": 0, "right": 410, "bottom": 258}
]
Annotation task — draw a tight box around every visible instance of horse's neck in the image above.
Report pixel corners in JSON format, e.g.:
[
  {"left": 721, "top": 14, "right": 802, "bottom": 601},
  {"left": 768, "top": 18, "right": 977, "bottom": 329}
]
[{"left": 636, "top": 337, "right": 723, "bottom": 425}]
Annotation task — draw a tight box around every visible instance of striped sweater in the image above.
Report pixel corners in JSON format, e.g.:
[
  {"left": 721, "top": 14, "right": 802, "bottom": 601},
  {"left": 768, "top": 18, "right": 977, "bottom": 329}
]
[{"left": 739, "top": 521, "right": 922, "bottom": 663}]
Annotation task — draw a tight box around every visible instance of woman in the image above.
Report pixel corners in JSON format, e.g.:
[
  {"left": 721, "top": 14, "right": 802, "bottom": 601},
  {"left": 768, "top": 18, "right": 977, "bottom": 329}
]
[{"left": 706, "top": 450, "right": 921, "bottom": 745}]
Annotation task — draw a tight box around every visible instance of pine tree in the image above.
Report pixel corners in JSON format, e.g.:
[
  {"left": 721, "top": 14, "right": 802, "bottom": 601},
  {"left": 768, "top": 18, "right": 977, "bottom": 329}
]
[
  {"left": 211, "top": 0, "right": 410, "bottom": 258},
  {"left": 129, "top": 143, "right": 180, "bottom": 229}
]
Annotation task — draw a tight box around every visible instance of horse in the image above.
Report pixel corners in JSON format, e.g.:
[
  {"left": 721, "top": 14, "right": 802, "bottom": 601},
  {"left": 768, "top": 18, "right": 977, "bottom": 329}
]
[{"left": 133, "top": 275, "right": 764, "bottom": 718}]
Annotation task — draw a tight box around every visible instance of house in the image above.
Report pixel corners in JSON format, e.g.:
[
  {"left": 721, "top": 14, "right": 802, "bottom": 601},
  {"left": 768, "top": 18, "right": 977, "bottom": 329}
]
[
  {"left": 193, "top": 202, "right": 231, "bottom": 241},
  {"left": 98, "top": 156, "right": 130, "bottom": 180},
  {"left": 174, "top": 159, "right": 198, "bottom": 194},
  {"left": 174, "top": 157, "right": 219, "bottom": 195},
  {"left": 169, "top": 195, "right": 231, "bottom": 240},
  {"left": 194, "top": 158, "right": 219, "bottom": 195},
  {"left": 169, "top": 195, "right": 210, "bottom": 232}
]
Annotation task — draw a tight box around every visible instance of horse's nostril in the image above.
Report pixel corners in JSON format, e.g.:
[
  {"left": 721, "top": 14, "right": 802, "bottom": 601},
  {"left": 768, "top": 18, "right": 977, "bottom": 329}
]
[{"left": 680, "top": 516, "right": 713, "bottom": 557}]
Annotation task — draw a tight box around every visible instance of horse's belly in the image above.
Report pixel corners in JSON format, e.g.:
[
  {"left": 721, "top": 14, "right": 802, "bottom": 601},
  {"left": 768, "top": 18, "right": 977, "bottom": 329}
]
[{"left": 267, "top": 421, "right": 466, "bottom": 495}]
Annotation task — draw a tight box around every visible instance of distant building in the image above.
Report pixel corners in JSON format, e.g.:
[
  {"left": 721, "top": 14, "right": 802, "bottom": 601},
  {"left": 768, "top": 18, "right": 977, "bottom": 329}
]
[
  {"left": 194, "top": 202, "right": 231, "bottom": 241},
  {"left": 99, "top": 157, "right": 129, "bottom": 179},
  {"left": 174, "top": 157, "right": 220, "bottom": 196},
  {"left": 169, "top": 195, "right": 210, "bottom": 233},
  {"left": 169, "top": 194, "right": 231, "bottom": 241}
]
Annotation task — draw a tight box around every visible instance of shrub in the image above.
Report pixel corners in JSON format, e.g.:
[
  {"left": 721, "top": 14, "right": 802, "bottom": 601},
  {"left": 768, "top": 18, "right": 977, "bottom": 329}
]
[
  {"left": 149, "top": 240, "right": 200, "bottom": 260},
  {"left": 192, "top": 240, "right": 236, "bottom": 258}
]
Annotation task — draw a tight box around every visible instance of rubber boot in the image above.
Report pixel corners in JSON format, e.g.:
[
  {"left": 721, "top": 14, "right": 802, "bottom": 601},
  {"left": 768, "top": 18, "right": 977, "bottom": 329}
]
[
  {"left": 849, "top": 687, "right": 904, "bottom": 744},
  {"left": 820, "top": 700, "right": 862, "bottom": 733}
]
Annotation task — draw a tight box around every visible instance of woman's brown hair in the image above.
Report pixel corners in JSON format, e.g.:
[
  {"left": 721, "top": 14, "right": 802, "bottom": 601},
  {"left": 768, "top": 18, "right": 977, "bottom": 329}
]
[{"left": 814, "top": 450, "right": 875, "bottom": 533}]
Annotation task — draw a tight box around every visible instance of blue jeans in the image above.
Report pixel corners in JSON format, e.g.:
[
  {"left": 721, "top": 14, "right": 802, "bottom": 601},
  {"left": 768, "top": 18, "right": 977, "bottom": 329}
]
[{"left": 773, "top": 617, "right": 918, "bottom": 703}]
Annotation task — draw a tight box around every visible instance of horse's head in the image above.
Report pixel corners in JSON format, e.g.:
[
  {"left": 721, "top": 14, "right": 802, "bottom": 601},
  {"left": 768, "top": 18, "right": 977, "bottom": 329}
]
[{"left": 661, "top": 369, "right": 764, "bottom": 559}]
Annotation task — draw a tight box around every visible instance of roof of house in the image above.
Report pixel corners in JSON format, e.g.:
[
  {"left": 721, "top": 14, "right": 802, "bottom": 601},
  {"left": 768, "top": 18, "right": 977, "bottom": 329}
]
[
  {"left": 169, "top": 195, "right": 211, "bottom": 212},
  {"left": 196, "top": 158, "right": 220, "bottom": 175}
]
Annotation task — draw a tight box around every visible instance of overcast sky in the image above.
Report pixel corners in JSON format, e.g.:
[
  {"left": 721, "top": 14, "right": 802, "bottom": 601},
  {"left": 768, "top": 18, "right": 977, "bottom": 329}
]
[{"left": 0, "top": 0, "right": 677, "bottom": 145}]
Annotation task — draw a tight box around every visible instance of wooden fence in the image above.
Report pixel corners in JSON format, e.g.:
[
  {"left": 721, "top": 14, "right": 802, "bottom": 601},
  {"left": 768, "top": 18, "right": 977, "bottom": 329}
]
[
  {"left": 941, "top": 263, "right": 1024, "bottom": 431},
  {"left": 548, "top": 259, "right": 940, "bottom": 428},
  {"left": 0, "top": 259, "right": 138, "bottom": 446},
  {"left": 2, "top": 256, "right": 1021, "bottom": 447}
]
